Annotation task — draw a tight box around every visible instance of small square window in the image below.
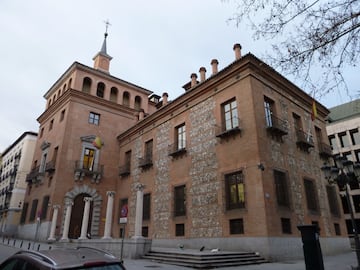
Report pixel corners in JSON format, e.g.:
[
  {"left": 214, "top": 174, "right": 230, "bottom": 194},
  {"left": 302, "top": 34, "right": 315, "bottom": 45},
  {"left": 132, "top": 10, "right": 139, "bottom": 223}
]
[
  {"left": 176, "top": 223, "right": 185, "bottom": 236},
  {"left": 334, "top": 223, "right": 341, "bottom": 235},
  {"left": 142, "top": 226, "right": 149, "bottom": 237},
  {"left": 89, "top": 112, "right": 100, "bottom": 125},
  {"left": 229, "top": 218, "right": 244, "bottom": 234},
  {"left": 281, "top": 218, "right": 292, "bottom": 234}
]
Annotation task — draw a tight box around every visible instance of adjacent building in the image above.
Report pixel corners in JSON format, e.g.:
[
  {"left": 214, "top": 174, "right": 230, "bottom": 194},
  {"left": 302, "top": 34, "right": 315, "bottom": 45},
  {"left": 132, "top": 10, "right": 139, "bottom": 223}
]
[
  {"left": 0, "top": 131, "right": 37, "bottom": 235},
  {"left": 326, "top": 99, "right": 360, "bottom": 235},
  {"left": 18, "top": 33, "right": 349, "bottom": 260}
]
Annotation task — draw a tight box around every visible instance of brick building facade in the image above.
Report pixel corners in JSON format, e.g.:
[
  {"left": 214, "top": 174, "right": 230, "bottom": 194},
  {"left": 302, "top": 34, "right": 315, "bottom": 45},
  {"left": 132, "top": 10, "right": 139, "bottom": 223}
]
[{"left": 18, "top": 35, "right": 349, "bottom": 260}]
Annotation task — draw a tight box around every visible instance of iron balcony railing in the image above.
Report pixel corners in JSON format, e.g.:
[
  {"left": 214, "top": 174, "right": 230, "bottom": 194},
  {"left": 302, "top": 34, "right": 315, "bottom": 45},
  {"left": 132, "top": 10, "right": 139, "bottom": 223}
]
[
  {"left": 296, "top": 129, "right": 314, "bottom": 150},
  {"left": 168, "top": 141, "right": 186, "bottom": 157},
  {"left": 318, "top": 142, "right": 333, "bottom": 158},
  {"left": 139, "top": 154, "right": 153, "bottom": 168},
  {"left": 119, "top": 163, "right": 131, "bottom": 176},
  {"left": 265, "top": 115, "right": 288, "bottom": 136},
  {"left": 215, "top": 117, "right": 242, "bottom": 138}
]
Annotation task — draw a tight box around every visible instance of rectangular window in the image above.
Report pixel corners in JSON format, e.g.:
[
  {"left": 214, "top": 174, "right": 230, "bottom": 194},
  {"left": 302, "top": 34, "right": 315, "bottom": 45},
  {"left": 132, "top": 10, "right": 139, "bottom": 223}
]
[
  {"left": 145, "top": 139, "right": 153, "bottom": 162},
  {"left": 40, "top": 127, "right": 44, "bottom": 138},
  {"left": 264, "top": 97, "right": 275, "bottom": 127},
  {"left": 334, "top": 223, "right": 341, "bottom": 236},
  {"left": 142, "top": 226, "right": 149, "bottom": 237},
  {"left": 176, "top": 124, "right": 186, "bottom": 150},
  {"left": 326, "top": 185, "right": 340, "bottom": 216},
  {"left": 49, "top": 119, "right": 54, "bottom": 131},
  {"left": 225, "top": 171, "right": 245, "bottom": 210},
  {"left": 124, "top": 150, "right": 131, "bottom": 172},
  {"left": 174, "top": 185, "right": 186, "bottom": 216},
  {"left": 20, "top": 202, "right": 29, "bottom": 224},
  {"left": 175, "top": 224, "right": 185, "bottom": 236},
  {"left": 89, "top": 112, "right": 100, "bottom": 125},
  {"left": 338, "top": 132, "right": 350, "bottom": 147},
  {"left": 281, "top": 218, "right": 292, "bottom": 234},
  {"left": 60, "top": 109, "right": 66, "bottom": 122},
  {"left": 274, "top": 170, "right": 290, "bottom": 208},
  {"left": 83, "top": 148, "right": 95, "bottom": 170},
  {"left": 293, "top": 113, "right": 302, "bottom": 131},
  {"left": 229, "top": 218, "right": 244, "bottom": 234},
  {"left": 29, "top": 199, "right": 39, "bottom": 222},
  {"left": 143, "top": 193, "right": 151, "bottom": 220},
  {"left": 328, "top": 135, "right": 337, "bottom": 150},
  {"left": 40, "top": 153, "right": 47, "bottom": 173},
  {"left": 222, "top": 99, "right": 239, "bottom": 131},
  {"left": 350, "top": 129, "right": 360, "bottom": 145},
  {"left": 304, "top": 178, "right": 319, "bottom": 212},
  {"left": 40, "top": 195, "right": 50, "bottom": 220}
]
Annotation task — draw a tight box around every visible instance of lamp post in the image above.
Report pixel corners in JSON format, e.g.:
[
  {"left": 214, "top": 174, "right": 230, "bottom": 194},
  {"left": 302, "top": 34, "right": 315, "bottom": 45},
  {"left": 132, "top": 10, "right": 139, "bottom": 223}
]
[{"left": 321, "top": 156, "right": 360, "bottom": 270}]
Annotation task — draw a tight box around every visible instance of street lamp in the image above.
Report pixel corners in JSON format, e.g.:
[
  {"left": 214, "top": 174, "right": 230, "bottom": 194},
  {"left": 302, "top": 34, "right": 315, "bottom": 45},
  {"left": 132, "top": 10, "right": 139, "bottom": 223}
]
[{"left": 321, "top": 156, "right": 360, "bottom": 270}]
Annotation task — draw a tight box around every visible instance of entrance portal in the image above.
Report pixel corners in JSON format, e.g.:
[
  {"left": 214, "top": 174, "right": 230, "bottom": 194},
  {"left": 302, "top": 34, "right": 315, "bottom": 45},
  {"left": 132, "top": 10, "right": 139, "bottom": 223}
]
[{"left": 68, "top": 193, "right": 93, "bottom": 239}]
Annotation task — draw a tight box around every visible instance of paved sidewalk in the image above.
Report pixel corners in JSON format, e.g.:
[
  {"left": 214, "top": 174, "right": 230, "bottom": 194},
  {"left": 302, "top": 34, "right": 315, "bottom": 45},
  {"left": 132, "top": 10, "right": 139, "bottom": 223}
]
[
  {"left": 0, "top": 237, "right": 357, "bottom": 269},
  {"left": 123, "top": 251, "right": 357, "bottom": 269}
]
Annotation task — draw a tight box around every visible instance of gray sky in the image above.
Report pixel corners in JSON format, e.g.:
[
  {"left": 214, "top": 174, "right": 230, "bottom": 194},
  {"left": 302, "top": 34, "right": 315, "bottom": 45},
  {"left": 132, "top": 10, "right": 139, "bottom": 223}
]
[{"left": 0, "top": 0, "right": 357, "bottom": 152}]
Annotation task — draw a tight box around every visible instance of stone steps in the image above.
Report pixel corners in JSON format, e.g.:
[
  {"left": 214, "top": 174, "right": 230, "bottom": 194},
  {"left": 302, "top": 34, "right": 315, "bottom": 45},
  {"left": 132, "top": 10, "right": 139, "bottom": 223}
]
[{"left": 143, "top": 248, "right": 268, "bottom": 268}]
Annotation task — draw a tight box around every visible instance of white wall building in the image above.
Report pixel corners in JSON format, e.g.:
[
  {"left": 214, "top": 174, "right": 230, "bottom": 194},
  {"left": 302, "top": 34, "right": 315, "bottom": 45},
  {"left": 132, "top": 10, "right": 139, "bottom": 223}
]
[
  {"left": 326, "top": 99, "right": 360, "bottom": 235},
  {"left": 0, "top": 131, "right": 37, "bottom": 236}
]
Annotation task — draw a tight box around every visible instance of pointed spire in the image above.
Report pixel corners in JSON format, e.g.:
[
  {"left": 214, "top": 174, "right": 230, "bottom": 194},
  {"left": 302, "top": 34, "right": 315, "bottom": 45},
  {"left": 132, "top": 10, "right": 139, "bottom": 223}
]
[{"left": 93, "top": 20, "right": 113, "bottom": 73}]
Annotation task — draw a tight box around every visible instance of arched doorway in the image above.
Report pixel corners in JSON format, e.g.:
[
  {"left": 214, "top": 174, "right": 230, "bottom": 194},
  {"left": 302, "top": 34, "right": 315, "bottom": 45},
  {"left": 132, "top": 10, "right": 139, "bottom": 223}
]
[{"left": 68, "top": 193, "right": 93, "bottom": 239}]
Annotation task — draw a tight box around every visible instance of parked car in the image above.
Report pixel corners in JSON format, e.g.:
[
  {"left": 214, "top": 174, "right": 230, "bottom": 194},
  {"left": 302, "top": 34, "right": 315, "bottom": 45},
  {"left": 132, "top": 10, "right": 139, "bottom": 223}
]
[{"left": 0, "top": 246, "right": 126, "bottom": 270}]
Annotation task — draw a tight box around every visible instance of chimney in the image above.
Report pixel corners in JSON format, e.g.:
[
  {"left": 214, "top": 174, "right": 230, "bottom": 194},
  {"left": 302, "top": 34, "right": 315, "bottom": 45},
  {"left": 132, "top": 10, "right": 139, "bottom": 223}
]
[
  {"left": 191, "top": 73, "right": 198, "bottom": 87},
  {"left": 211, "top": 59, "right": 219, "bottom": 75},
  {"left": 162, "top": 92, "right": 168, "bottom": 105},
  {"left": 233, "top": 43, "right": 242, "bottom": 60},
  {"left": 199, "top": 67, "right": 206, "bottom": 82}
]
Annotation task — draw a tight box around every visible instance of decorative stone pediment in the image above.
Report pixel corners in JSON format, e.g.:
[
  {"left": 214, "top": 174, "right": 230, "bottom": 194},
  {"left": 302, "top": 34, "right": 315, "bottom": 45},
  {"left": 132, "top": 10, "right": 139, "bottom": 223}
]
[
  {"left": 41, "top": 141, "right": 51, "bottom": 150},
  {"left": 80, "top": 135, "right": 96, "bottom": 143}
]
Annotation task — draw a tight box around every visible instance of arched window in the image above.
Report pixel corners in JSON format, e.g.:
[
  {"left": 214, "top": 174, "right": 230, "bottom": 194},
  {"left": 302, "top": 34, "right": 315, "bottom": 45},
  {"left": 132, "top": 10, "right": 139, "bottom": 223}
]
[
  {"left": 123, "top": 91, "right": 130, "bottom": 107},
  {"left": 110, "top": 87, "right": 118, "bottom": 102},
  {"left": 96, "top": 82, "right": 105, "bottom": 98},
  {"left": 134, "top": 96, "right": 142, "bottom": 110},
  {"left": 53, "top": 94, "right": 56, "bottom": 101},
  {"left": 68, "top": 78, "right": 72, "bottom": 90},
  {"left": 63, "top": 84, "right": 67, "bottom": 93},
  {"left": 82, "top": 77, "right": 92, "bottom": 93},
  {"left": 58, "top": 89, "right": 61, "bottom": 97}
]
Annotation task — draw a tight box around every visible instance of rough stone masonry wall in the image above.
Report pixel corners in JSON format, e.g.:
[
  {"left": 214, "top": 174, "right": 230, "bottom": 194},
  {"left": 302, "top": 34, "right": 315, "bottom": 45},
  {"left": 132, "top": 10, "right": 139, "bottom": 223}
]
[
  {"left": 153, "top": 121, "right": 171, "bottom": 238},
  {"left": 188, "top": 97, "right": 221, "bottom": 237}
]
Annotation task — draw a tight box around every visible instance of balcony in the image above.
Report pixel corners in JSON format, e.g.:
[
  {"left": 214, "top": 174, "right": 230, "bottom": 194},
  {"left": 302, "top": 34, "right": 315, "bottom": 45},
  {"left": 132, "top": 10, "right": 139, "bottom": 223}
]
[
  {"left": 74, "top": 161, "right": 103, "bottom": 183},
  {"left": 45, "top": 160, "right": 56, "bottom": 173},
  {"left": 296, "top": 129, "right": 314, "bottom": 151},
  {"left": 26, "top": 166, "right": 45, "bottom": 184},
  {"left": 265, "top": 115, "right": 288, "bottom": 137},
  {"left": 215, "top": 118, "right": 242, "bottom": 139},
  {"left": 318, "top": 142, "right": 333, "bottom": 159},
  {"left": 139, "top": 155, "right": 153, "bottom": 169},
  {"left": 119, "top": 164, "right": 131, "bottom": 177},
  {"left": 168, "top": 142, "right": 187, "bottom": 157}
]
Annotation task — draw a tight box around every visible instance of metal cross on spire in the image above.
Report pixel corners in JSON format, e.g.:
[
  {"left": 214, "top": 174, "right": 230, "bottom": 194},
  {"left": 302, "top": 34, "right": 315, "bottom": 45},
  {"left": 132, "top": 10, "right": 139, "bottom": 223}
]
[{"left": 104, "top": 19, "right": 111, "bottom": 36}]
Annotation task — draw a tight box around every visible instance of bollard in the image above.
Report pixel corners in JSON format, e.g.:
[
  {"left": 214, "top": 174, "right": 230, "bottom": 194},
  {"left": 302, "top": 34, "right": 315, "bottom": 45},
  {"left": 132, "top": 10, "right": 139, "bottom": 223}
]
[{"left": 297, "top": 225, "right": 324, "bottom": 270}]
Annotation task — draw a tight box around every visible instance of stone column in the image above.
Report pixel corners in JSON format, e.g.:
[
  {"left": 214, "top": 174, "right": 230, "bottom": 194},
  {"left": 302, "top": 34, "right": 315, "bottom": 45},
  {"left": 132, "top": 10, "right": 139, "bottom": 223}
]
[
  {"left": 61, "top": 201, "right": 73, "bottom": 241},
  {"left": 48, "top": 205, "right": 60, "bottom": 241},
  {"left": 102, "top": 191, "right": 115, "bottom": 239},
  {"left": 79, "top": 197, "right": 93, "bottom": 239},
  {"left": 133, "top": 183, "right": 145, "bottom": 238}
]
